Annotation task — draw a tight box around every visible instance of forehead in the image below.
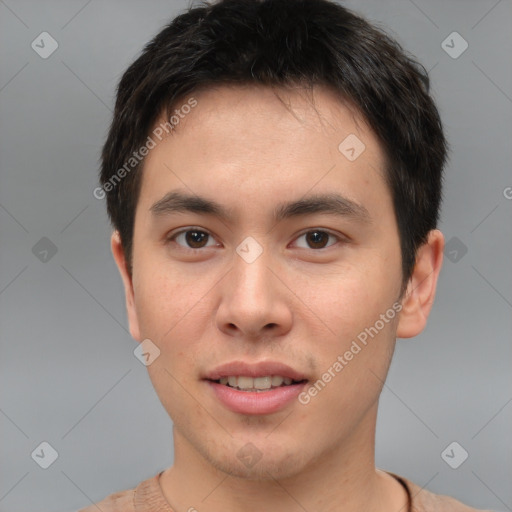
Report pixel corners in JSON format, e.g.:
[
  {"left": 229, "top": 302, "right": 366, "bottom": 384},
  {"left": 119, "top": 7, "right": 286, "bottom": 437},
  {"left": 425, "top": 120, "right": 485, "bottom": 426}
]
[{"left": 137, "top": 84, "right": 389, "bottom": 220}]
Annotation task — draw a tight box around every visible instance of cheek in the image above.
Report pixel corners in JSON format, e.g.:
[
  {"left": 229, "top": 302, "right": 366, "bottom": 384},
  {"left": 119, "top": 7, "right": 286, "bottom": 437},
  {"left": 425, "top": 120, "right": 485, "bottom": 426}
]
[
  {"left": 297, "top": 261, "right": 395, "bottom": 335},
  {"left": 297, "top": 260, "right": 400, "bottom": 385},
  {"left": 134, "top": 254, "right": 243, "bottom": 355},
  {"left": 301, "top": 287, "right": 398, "bottom": 425},
  {"left": 133, "top": 261, "right": 203, "bottom": 338}
]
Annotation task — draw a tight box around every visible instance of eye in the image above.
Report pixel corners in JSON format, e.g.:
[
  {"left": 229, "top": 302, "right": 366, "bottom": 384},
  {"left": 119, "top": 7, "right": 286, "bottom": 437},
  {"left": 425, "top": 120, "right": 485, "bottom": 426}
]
[
  {"left": 166, "top": 227, "right": 345, "bottom": 252},
  {"left": 293, "top": 229, "right": 341, "bottom": 250},
  {"left": 167, "top": 228, "right": 218, "bottom": 250}
]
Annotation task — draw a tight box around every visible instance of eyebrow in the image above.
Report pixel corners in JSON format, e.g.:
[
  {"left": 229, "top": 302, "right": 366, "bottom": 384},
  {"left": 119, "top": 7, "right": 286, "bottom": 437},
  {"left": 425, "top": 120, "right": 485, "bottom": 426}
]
[{"left": 150, "top": 190, "right": 371, "bottom": 224}]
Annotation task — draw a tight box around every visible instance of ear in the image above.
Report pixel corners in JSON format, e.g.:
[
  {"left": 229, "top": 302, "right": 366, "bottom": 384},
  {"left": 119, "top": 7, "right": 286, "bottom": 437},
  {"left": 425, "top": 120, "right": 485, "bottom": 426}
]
[
  {"left": 396, "top": 229, "right": 444, "bottom": 338},
  {"left": 111, "top": 230, "right": 142, "bottom": 342}
]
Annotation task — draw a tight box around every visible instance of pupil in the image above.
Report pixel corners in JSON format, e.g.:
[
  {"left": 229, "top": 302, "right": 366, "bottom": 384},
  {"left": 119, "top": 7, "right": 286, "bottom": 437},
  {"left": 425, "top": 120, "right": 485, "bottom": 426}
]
[
  {"left": 307, "top": 231, "right": 327, "bottom": 249},
  {"left": 186, "top": 230, "right": 207, "bottom": 248}
]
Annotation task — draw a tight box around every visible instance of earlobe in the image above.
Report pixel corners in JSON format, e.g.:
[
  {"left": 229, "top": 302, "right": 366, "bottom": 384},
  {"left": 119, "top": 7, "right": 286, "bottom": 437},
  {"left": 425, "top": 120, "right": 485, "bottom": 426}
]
[
  {"left": 396, "top": 229, "right": 444, "bottom": 339},
  {"left": 110, "top": 231, "right": 142, "bottom": 342}
]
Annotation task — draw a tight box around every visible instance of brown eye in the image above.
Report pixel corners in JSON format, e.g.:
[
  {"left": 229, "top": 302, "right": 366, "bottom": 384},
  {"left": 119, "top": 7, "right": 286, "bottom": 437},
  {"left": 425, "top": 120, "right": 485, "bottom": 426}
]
[
  {"left": 294, "top": 230, "right": 339, "bottom": 250},
  {"left": 169, "top": 229, "right": 216, "bottom": 250},
  {"left": 184, "top": 230, "right": 209, "bottom": 248}
]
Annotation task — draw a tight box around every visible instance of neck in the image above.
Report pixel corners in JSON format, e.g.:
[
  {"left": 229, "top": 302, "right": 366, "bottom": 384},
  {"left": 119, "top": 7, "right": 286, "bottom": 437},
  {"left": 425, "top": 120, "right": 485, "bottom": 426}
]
[{"left": 159, "top": 405, "right": 407, "bottom": 512}]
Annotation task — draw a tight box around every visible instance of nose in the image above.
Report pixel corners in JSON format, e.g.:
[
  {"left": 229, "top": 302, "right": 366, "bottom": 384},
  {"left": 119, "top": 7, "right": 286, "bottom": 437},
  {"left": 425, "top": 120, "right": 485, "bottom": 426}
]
[{"left": 214, "top": 246, "right": 293, "bottom": 341}]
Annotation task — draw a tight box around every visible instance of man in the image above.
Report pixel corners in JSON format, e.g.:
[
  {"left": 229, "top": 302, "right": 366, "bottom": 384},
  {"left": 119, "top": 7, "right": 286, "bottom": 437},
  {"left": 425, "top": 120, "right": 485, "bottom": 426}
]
[{"left": 82, "top": 0, "right": 492, "bottom": 510}]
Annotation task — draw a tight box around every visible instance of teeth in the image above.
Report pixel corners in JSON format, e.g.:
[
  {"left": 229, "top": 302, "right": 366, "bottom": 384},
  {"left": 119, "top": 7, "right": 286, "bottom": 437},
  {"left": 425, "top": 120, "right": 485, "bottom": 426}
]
[
  {"left": 272, "top": 375, "right": 284, "bottom": 386},
  {"left": 216, "top": 375, "right": 301, "bottom": 391},
  {"left": 254, "top": 376, "right": 272, "bottom": 389},
  {"left": 237, "top": 376, "right": 253, "bottom": 389}
]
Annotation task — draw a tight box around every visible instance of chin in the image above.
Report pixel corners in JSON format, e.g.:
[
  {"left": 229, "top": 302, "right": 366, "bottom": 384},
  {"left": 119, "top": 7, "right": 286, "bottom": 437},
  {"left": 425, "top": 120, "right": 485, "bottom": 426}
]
[{"left": 205, "top": 440, "right": 311, "bottom": 481}]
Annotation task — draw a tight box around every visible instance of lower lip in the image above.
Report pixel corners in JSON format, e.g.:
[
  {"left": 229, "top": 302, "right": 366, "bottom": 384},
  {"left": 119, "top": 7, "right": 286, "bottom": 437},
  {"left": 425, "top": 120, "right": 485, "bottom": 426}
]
[{"left": 206, "top": 380, "right": 308, "bottom": 415}]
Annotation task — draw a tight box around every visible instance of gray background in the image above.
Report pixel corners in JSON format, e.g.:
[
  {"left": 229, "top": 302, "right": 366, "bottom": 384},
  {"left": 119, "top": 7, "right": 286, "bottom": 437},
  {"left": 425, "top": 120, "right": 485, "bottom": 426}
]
[{"left": 0, "top": 0, "right": 511, "bottom": 511}]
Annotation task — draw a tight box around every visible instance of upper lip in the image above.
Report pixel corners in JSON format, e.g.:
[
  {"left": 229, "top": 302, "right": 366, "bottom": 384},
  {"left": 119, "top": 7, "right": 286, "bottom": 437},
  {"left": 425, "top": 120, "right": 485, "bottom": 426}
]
[{"left": 203, "top": 360, "right": 308, "bottom": 381}]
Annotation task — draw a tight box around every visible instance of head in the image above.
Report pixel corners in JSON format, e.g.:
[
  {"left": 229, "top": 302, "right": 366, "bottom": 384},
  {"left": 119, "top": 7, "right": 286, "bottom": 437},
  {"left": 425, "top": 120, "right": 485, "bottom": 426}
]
[{"left": 103, "top": 0, "right": 446, "bottom": 481}]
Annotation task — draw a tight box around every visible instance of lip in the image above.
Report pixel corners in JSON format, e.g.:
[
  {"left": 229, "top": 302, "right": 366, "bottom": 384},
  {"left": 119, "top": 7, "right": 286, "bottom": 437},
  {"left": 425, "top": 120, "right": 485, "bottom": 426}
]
[
  {"left": 206, "top": 380, "right": 308, "bottom": 415},
  {"left": 203, "top": 360, "right": 308, "bottom": 381}
]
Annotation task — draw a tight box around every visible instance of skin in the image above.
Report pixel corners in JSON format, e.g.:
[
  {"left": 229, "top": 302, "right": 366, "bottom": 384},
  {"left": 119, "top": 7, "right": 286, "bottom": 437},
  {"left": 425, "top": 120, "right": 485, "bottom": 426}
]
[{"left": 111, "top": 84, "right": 444, "bottom": 512}]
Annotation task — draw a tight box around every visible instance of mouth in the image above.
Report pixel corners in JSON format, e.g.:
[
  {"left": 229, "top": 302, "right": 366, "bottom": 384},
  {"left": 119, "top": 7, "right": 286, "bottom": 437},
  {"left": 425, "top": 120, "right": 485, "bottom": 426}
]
[
  {"left": 204, "top": 376, "right": 309, "bottom": 415},
  {"left": 206, "top": 375, "right": 308, "bottom": 392},
  {"left": 203, "top": 360, "right": 310, "bottom": 414}
]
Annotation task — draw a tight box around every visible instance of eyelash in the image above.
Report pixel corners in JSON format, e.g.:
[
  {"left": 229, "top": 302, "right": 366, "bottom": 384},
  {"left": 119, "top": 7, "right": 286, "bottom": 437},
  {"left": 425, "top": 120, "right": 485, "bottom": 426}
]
[{"left": 165, "top": 227, "right": 346, "bottom": 252}]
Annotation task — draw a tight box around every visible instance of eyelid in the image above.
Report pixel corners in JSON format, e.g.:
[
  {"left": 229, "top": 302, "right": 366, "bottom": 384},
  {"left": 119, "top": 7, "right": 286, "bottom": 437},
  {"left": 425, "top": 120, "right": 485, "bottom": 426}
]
[{"left": 167, "top": 226, "right": 210, "bottom": 239}]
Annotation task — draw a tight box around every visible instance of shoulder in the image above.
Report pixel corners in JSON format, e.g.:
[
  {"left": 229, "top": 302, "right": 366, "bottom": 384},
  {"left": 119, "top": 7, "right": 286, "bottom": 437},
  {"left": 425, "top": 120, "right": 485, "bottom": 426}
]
[
  {"left": 77, "top": 487, "right": 136, "bottom": 512},
  {"left": 76, "top": 472, "right": 165, "bottom": 512},
  {"left": 390, "top": 472, "right": 495, "bottom": 512}
]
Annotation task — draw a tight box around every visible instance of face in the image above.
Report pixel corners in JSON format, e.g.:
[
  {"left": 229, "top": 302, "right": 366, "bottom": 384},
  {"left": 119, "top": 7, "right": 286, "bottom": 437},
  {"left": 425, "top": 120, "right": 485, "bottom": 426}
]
[{"left": 114, "top": 84, "right": 412, "bottom": 480}]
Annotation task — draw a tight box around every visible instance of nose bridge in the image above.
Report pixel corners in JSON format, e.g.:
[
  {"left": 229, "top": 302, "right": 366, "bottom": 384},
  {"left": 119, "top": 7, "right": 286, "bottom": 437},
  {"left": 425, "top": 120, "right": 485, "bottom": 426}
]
[
  {"left": 231, "top": 242, "right": 274, "bottom": 306},
  {"left": 214, "top": 239, "right": 292, "bottom": 338}
]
